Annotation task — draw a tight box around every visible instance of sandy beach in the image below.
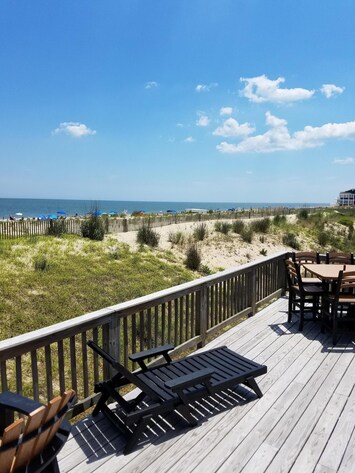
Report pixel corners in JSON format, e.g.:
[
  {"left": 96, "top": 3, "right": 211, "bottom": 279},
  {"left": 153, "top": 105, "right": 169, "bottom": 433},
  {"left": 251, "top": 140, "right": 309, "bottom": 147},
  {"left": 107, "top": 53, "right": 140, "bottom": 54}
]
[{"left": 111, "top": 215, "right": 301, "bottom": 272}]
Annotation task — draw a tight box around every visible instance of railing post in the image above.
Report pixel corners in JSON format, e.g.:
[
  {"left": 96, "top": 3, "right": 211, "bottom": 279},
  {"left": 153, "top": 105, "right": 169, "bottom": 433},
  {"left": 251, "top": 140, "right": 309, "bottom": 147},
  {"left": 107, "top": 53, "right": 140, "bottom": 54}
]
[
  {"left": 108, "top": 315, "right": 121, "bottom": 377},
  {"left": 196, "top": 286, "right": 207, "bottom": 348}
]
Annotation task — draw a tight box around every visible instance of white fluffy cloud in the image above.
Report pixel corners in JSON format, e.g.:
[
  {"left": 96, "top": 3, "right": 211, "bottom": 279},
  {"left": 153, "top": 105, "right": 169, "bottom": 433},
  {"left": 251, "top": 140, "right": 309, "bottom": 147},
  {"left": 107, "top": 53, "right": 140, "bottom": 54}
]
[
  {"left": 195, "top": 82, "right": 218, "bottom": 92},
  {"left": 333, "top": 157, "right": 354, "bottom": 165},
  {"left": 145, "top": 81, "right": 159, "bottom": 89},
  {"left": 52, "top": 122, "right": 96, "bottom": 138},
  {"left": 213, "top": 118, "right": 255, "bottom": 138},
  {"left": 220, "top": 107, "right": 233, "bottom": 116},
  {"left": 320, "top": 84, "right": 345, "bottom": 98},
  {"left": 216, "top": 112, "right": 355, "bottom": 154},
  {"left": 184, "top": 136, "right": 195, "bottom": 143},
  {"left": 196, "top": 114, "right": 210, "bottom": 127},
  {"left": 240, "top": 75, "right": 314, "bottom": 103}
]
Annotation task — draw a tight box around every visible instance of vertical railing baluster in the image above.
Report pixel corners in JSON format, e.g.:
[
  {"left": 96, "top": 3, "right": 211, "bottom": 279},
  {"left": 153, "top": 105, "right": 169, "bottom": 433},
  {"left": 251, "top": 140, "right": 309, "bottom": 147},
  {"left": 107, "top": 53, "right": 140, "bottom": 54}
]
[
  {"left": 70, "top": 336, "right": 78, "bottom": 393},
  {"left": 58, "top": 340, "right": 65, "bottom": 393},
  {"left": 81, "top": 332, "right": 89, "bottom": 398},
  {"left": 31, "top": 351, "right": 39, "bottom": 401},
  {"left": 15, "top": 356, "right": 22, "bottom": 395},
  {"left": 45, "top": 345, "right": 53, "bottom": 401}
]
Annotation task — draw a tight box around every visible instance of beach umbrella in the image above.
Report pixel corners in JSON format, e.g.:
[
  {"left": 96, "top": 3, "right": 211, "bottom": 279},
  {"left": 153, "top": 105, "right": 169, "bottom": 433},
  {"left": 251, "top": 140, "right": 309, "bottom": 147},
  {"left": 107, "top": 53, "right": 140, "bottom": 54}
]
[
  {"left": 94, "top": 211, "right": 102, "bottom": 216},
  {"left": 15, "top": 212, "right": 23, "bottom": 216},
  {"left": 101, "top": 212, "right": 108, "bottom": 215},
  {"left": 38, "top": 215, "right": 47, "bottom": 220},
  {"left": 109, "top": 210, "right": 118, "bottom": 214},
  {"left": 166, "top": 209, "right": 177, "bottom": 214},
  {"left": 57, "top": 210, "right": 66, "bottom": 215},
  {"left": 48, "top": 215, "right": 58, "bottom": 219}
]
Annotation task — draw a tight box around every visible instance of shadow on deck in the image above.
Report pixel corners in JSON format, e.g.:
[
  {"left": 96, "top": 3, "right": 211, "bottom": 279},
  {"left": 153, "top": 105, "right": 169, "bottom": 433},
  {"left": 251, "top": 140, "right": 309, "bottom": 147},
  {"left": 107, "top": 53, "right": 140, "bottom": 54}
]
[{"left": 58, "top": 297, "right": 355, "bottom": 473}]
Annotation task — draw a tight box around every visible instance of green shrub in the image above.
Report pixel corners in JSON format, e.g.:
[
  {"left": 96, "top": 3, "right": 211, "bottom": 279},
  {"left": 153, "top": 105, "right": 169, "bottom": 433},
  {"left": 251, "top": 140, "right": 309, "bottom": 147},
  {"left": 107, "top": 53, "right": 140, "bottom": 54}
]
[
  {"left": 81, "top": 215, "right": 105, "bottom": 241},
  {"left": 137, "top": 225, "right": 160, "bottom": 247},
  {"left": 298, "top": 209, "right": 309, "bottom": 220},
  {"left": 46, "top": 219, "right": 67, "bottom": 237},
  {"left": 215, "top": 221, "right": 231, "bottom": 234},
  {"left": 241, "top": 228, "right": 253, "bottom": 243},
  {"left": 34, "top": 255, "right": 49, "bottom": 271},
  {"left": 273, "top": 214, "right": 286, "bottom": 226},
  {"left": 200, "top": 264, "right": 212, "bottom": 275},
  {"left": 318, "top": 231, "right": 328, "bottom": 247},
  {"left": 251, "top": 218, "right": 271, "bottom": 233},
  {"left": 168, "top": 231, "right": 185, "bottom": 245},
  {"left": 338, "top": 216, "right": 354, "bottom": 229},
  {"left": 193, "top": 223, "right": 208, "bottom": 241},
  {"left": 282, "top": 232, "right": 300, "bottom": 250},
  {"left": 232, "top": 220, "right": 245, "bottom": 234},
  {"left": 260, "top": 248, "right": 267, "bottom": 256},
  {"left": 185, "top": 245, "right": 201, "bottom": 270}
]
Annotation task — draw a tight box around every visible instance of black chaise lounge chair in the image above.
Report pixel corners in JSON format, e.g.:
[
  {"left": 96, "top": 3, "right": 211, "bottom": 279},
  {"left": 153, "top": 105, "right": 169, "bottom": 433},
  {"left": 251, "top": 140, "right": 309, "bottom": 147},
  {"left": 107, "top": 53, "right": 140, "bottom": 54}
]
[{"left": 87, "top": 341, "right": 267, "bottom": 454}]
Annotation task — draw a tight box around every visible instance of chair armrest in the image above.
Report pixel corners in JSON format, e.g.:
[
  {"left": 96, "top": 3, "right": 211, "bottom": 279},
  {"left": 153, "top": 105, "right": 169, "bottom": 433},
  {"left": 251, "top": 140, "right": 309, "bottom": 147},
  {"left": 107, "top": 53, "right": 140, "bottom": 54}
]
[
  {"left": 164, "top": 367, "right": 214, "bottom": 392},
  {"left": 0, "top": 391, "right": 43, "bottom": 435},
  {"left": 129, "top": 344, "right": 174, "bottom": 363},
  {"left": 0, "top": 391, "right": 43, "bottom": 415}
]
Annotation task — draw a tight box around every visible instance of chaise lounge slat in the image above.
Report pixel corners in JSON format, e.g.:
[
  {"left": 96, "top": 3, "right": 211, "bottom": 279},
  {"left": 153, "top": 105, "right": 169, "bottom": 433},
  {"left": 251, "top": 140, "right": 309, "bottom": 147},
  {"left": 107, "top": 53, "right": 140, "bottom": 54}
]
[{"left": 88, "top": 341, "right": 267, "bottom": 454}]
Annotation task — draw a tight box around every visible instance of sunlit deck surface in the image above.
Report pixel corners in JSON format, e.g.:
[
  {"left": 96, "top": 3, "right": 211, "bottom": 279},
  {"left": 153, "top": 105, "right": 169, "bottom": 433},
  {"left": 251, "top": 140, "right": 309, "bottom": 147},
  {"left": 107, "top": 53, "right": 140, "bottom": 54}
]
[{"left": 58, "top": 297, "right": 355, "bottom": 473}]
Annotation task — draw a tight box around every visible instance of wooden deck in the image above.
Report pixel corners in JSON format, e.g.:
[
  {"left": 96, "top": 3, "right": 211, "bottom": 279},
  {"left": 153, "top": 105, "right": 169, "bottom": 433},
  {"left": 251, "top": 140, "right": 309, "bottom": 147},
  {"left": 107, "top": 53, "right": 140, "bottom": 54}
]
[{"left": 58, "top": 297, "right": 355, "bottom": 473}]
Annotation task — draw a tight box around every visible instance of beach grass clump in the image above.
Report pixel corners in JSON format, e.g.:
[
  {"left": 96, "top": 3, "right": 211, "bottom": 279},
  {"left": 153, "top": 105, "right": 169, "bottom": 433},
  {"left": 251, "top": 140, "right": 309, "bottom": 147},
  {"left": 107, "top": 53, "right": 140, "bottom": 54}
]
[
  {"left": 34, "top": 255, "right": 49, "bottom": 271},
  {"left": 46, "top": 219, "right": 67, "bottom": 237},
  {"left": 168, "top": 231, "right": 185, "bottom": 245},
  {"left": 137, "top": 225, "right": 160, "bottom": 247},
  {"left": 214, "top": 221, "right": 231, "bottom": 235},
  {"left": 260, "top": 248, "right": 267, "bottom": 256},
  {"left": 241, "top": 228, "right": 254, "bottom": 243},
  {"left": 282, "top": 232, "right": 300, "bottom": 250},
  {"left": 232, "top": 220, "right": 245, "bottom": 234},
  {"left": 81, "top": 215, "right": 105, "bottom": 241},
  {"left": 193, "top": 223, "right": 208, "bottom": 241},
  {"left": 297, "top": 209, "right": 309, "bottom": 220},
  {"left": 318, "top": 231, "right": 328, "bottom": 247},
  {"left": 185, "top": 245, "right": 201, "bottom": 271},
  {"left": 251, "top": 218, "right": 271, "bottom": 233},
  {"left": 273, "top": 214, "right": 286, "bottom": 226}
]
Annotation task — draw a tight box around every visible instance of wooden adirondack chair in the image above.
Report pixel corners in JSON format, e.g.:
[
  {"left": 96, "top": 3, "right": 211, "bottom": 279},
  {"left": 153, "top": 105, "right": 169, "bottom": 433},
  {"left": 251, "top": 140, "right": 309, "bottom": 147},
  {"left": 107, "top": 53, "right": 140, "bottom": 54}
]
[
  {"left": 0, "top": 389, "right": 75, "bottom": 473},
  {"left": 88, "top": 340, "right": 267, "bottom": 454}
]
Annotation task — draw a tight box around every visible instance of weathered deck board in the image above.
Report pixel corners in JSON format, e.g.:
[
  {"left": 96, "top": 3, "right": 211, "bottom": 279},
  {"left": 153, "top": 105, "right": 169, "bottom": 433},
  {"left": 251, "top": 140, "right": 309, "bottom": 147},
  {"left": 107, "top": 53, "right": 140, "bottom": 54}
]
[{"left": 58, "top": 297, "right": 355, "bottom": 473}]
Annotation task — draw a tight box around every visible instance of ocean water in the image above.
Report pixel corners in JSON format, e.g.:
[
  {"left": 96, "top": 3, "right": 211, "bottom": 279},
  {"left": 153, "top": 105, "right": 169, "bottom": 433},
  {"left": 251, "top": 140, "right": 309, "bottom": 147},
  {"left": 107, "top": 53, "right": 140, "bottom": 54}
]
[{"left": 0, "top": 197, "right": 329, "bottom": 219}]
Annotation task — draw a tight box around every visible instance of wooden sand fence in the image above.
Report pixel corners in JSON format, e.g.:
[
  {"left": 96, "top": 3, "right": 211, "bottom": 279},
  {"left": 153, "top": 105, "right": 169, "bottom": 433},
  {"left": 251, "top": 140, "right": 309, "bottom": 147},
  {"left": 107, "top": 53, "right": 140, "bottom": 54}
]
[{"left": 0, "top": 207, "right": 309, "bottom": 240}]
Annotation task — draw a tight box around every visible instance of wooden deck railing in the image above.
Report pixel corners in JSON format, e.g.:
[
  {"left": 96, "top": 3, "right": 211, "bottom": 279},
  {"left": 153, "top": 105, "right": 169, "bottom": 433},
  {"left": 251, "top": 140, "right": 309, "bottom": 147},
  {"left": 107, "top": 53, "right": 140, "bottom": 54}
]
[{"left": 0, "top": 251, "right": 288, "bottom": 416}]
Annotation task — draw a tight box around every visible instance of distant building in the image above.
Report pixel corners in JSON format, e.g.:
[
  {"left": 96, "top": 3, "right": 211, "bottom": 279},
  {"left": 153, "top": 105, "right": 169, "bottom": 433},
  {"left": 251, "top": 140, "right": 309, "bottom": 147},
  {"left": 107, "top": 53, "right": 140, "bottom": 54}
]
[{"left": 338, "top": 189, "right": 355, "bottom": 206}]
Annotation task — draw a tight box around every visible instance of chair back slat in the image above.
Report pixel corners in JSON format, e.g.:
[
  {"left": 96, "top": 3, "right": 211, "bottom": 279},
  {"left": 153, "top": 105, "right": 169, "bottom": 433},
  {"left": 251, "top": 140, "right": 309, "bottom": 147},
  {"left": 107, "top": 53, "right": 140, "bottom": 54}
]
[
  {"left": 11, "top": 406, "right": 47, "bottom": 471},
  {"left": 43, "top": 390, "right": 75, "bottom": 448},
  {"left": 326, "top": 252, "right": 354, "bottom": 264},
  {"left": 340, "top": 271, "right": 355, "bottom": 291},
  {"left": 0, "top": 419, "right": 24, "bottom": 473}
]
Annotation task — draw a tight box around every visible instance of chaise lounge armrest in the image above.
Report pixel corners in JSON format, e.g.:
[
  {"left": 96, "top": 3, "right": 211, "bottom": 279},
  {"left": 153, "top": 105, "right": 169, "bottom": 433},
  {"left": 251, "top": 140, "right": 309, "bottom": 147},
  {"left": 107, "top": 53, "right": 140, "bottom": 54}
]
[
  {"left": 129, "top": 344, "right": 175, "bottom": 369},
  {"left": 165, "top": 367, "right": 215, "bottom": 393}
]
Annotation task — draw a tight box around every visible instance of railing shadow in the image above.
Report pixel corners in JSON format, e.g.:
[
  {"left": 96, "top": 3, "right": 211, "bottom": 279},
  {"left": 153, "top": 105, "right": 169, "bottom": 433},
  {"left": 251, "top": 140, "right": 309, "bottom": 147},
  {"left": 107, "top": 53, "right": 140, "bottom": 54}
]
[{"left": 67, "top": 385, "right": 257, "bottom": 464}]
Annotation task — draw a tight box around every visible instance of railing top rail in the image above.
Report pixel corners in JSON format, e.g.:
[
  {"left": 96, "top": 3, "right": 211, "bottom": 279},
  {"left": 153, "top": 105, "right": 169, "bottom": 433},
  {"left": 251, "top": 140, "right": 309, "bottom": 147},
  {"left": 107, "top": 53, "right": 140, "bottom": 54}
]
[{"left": 0, "top": 251, "right": 288, "bottom": 358}]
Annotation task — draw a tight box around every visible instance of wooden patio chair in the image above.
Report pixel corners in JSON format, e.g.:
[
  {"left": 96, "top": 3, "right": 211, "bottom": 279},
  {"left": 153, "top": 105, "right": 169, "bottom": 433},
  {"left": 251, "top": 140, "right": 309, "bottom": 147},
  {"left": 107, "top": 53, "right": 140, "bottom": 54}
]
[
  {"left": 322, "top": 270, "right": 355, "bottom": 344},
  {"left": 285, "top": 259, "right": 325, "bottom": 331},
  {"left": 326, "top": 252, "right": 354, "bottom": 265},
  {"left": 87, "top": 340, "right": 267, "bottom": 454},
  {"left": 291, "top": 251, "right": 322, "bottom": 285},
  {"left": 0, "top": 389, "right": 75, "bottom": 473}
]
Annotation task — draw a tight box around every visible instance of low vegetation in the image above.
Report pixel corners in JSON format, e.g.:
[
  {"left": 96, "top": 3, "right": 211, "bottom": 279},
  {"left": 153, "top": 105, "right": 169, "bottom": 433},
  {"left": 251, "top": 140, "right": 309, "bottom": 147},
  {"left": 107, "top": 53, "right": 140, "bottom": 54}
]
[
  {"left": 137, "top": 224, "right": 160, "bottom": 247},
  {"left": 0, "top": 235, "right": 194, "bottom": 340},
  {"left": 2, "top": 207, "right": 355, "bottom": 341}
]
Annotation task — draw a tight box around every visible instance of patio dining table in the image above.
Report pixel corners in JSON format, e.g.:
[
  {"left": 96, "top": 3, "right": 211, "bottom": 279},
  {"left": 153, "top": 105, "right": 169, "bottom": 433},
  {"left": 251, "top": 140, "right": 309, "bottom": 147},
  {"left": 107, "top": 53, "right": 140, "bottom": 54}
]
[{"left": 303, "top": 263, "right": 355, "bottom": 281}]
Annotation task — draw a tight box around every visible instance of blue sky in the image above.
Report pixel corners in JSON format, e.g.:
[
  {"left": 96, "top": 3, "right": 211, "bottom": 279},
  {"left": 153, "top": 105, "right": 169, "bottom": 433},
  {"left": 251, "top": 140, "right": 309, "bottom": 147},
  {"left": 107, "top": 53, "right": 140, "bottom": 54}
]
[{"left": 1, "top": 0, "right": 354, "bottom": 204}]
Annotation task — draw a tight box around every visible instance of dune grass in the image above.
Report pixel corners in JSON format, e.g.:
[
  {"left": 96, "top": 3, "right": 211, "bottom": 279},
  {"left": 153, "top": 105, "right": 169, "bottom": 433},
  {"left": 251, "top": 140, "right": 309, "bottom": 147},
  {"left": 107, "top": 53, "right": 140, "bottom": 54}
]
[{"left": 0, "top": 235, "right": 194, "bottom": 340}]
